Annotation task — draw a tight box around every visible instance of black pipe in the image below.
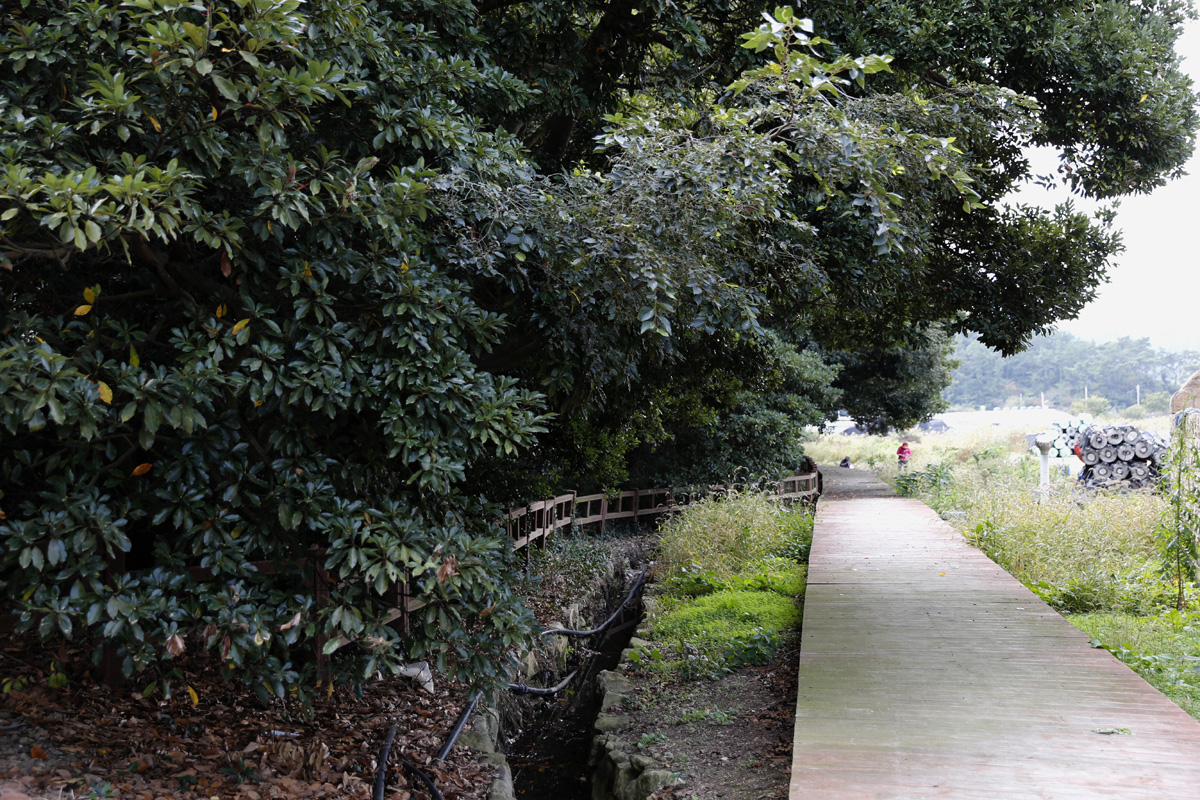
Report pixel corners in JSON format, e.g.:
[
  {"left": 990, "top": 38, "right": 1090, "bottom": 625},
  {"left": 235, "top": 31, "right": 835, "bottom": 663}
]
[
  {"left": 539, "top": 565, "right": 648, "bottom": 638},
  {"left": 433, "top": 690, "right": 480, "bottom": 764},
  {"left": 508, "top": 668, "right": 578, "bottom": 696},
  {"left": 400, "top": 756, "right": 446, "bottom": 800},
  {"left": 372, "top": 724, "right": 398, "bottom": 800}
]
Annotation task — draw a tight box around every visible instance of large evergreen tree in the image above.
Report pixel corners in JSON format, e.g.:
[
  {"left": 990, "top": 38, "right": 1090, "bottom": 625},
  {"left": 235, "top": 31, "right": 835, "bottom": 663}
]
[{"left": 1, "top": 0, "right": 1194, "bottom": 689}]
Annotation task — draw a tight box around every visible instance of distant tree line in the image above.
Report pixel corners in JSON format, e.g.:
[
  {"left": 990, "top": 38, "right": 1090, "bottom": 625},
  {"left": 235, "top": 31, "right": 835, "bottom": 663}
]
[{"left": 946, "top": 333, "right": 1200, "bottom": 414}]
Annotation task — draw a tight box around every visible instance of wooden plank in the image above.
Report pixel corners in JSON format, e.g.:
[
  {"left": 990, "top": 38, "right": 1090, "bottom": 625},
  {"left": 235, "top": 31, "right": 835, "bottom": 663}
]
[{"left": 791, "top": 468, "right": 1200, "bottom": 799}]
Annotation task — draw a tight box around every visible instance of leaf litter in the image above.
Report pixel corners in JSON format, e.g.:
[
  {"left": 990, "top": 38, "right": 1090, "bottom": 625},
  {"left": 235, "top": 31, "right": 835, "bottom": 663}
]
[{"left": 0, "top": 637, "right": 493, "bottom": 800}]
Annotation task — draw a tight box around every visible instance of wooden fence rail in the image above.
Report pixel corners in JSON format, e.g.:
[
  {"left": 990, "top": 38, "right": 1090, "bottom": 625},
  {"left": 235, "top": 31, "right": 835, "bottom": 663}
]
[{"left": 504, "top": 471, "right": 821, "bottom": 553}]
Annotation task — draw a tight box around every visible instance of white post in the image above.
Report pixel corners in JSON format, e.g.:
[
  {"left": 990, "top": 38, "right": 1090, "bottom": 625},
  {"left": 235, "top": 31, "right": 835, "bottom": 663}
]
[
  {"left": 1035, "top": 431, "right": 1055, "bottom": 500},
  {"left": 1137, "top": 384, "right": 1141, "bottom": 405}
]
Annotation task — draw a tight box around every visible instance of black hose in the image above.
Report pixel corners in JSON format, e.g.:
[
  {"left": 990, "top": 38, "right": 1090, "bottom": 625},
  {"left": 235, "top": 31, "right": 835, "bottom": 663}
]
[
  {"left": 508, "top": 668, "right": 578, "bottom": 696},
  {"left": 372, "top": 724, "right": 398, "bottom": 800},
  {"left": 539, "top": 565, "right": 648, "bottom": 637},
  {"left": 433, "top": 691, "right": 480, "bottom": 764},
  {"left": 374, "top": 722, "right": 447, "bottom": 800},
  {"left": 400, "top": 756, "right": 446, "bottom": 800}
]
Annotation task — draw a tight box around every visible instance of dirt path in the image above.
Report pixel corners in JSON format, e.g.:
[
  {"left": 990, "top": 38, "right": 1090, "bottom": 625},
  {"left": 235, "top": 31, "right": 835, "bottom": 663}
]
[{"left": 617, "top": 635, "right": 801, "bottom": 800}]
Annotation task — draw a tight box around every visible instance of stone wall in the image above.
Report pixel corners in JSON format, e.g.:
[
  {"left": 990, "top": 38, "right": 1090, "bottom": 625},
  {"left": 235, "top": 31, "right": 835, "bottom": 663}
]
[{"left": 587, "top": 599, "right": 680, "bottom": 800}]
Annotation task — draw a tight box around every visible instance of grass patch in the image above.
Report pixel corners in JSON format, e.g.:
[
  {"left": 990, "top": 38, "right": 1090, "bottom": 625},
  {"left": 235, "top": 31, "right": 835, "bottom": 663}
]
[
  {"left": 1071, "top": 611, "right": 1200, "bottom": 718},
  {"left": 653, "top": 590, "right": 800, "bottom": 652},
  {"left": 639, "top": 491, "right": 812, "bottom": 680}
]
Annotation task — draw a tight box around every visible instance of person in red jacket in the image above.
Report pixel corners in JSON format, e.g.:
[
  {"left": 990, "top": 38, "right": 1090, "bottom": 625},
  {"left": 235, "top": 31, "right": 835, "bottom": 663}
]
[{"left": 896, "top": 442, "right": 912, "bottom": 472}]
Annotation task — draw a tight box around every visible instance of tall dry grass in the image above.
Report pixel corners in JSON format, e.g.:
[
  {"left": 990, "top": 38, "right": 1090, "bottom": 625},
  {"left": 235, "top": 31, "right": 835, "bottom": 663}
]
[{"left": 654, "top": 489, "right": 811, "bottom": 582}]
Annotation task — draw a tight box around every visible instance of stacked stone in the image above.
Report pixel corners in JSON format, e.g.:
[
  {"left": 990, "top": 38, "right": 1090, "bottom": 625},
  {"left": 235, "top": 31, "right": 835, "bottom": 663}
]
[{"left": 1077, "top": 423, "right": 1166, "bottom": 489}]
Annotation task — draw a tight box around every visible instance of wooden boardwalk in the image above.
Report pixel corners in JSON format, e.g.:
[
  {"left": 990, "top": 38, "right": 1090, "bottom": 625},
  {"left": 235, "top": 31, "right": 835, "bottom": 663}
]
[{"left": 790, "top": 468, "right": 1200, "bottom": 799}]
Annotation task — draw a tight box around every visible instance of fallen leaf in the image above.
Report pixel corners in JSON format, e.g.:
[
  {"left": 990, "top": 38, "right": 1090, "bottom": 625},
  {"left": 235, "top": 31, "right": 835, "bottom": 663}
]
[
  {"left": 165, "top": 634, "right": 186, "bottom": 657},
  {"left": 131, "top": 463, "right": 153, "bottom": 477},
  {"left": 30, "top": 744, "right": 47, "bottom": 759},
  {"left": 437, "top": 556, "right": 458, "bottom": 585}
]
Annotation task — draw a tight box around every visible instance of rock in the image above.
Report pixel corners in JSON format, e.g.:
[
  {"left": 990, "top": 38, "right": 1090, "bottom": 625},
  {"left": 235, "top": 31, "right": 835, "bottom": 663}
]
[
  {"left": 594, "top": 714, "right": 626, "bottom": 733},
  {"left": 940, "top": 510, "right": 966, "bottom": 520},
  {"left": 618, "top": 768, "right": 677, "bottom": 800},
  {"left": 455, "top": 730, "right": 494, "bottom": 755},
  {"left": 598, "top": 670, "right": 632, "bottom": 696},
  {"left": 630, "top": 754, "right": 656, "bottom": 772},
  {"left": 1172, "top": 370, "right": 1200, "bottom": 413},
  {"left": 488, "top": 763, "right": 515, "bottom": 800}
]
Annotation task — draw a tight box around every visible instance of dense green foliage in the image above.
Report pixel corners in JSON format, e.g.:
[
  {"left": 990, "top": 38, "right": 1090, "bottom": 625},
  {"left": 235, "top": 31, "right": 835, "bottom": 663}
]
[
  {"left": 1, "top": 0, "right": 1195, "bottom": 690},
  {"left": 946, "top": 332, "right": 1200, "bottom": 411}
]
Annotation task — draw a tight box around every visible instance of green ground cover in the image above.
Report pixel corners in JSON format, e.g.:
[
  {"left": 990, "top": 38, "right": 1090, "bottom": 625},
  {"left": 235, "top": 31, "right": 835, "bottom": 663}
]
[{"left": 634, "top": 491, "right": 813, "bottom": 680}]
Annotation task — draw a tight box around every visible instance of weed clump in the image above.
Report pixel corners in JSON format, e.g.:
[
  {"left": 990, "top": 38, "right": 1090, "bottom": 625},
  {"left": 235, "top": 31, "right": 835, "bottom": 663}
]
[
  {"left": 655, "top": 489, "right": 812, "bottom": 581},
  {"left": 638, "top": 491, "right": 812, "bottom": 680}
]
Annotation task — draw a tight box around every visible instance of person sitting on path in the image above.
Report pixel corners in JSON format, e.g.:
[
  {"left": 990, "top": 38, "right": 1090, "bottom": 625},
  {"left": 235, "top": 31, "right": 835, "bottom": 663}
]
[
  {"left": 896, "top": 441, "right": 912, "bottom": 472},
  {"left": 839, "top": 456, "right": 852, "bottom": 468}
]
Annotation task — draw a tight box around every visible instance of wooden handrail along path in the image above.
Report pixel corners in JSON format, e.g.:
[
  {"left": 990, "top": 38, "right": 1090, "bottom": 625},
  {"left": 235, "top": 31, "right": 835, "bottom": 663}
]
[
  {"left": 790, "top": 467, "right": 1200, "bottom": 798},
  {"left": 503, "top": 471, "right": 820, "bottom": 552}
]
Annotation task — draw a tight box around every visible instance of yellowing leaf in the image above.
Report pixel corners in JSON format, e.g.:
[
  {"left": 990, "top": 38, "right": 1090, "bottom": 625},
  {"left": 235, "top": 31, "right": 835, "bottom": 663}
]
[
  {"left": 1140, "top": 93, "right": 1148, "bottom": 103},
  {"left": 211, "top": 106, "right": 219, "bottom": 121},
  {"left": 216, "top": 304, "right": 227, "bottom": 318},
  {"left": 187, "top": 685, "right": 199, "bottom": 705},
  {"left": 231, "top": 319, "right": 249, "bottom": 335},
  {"left": 83, "top": 287, "right": 97, "bottom": 304},
  {"left": 96, "top": 381, "right": 113, "bottom": 404},
  {"left": 149, "top": 116, "right": 162, "bottom": 132},
  {"left": 74, "top": 304, "right": 92, "bottom": 316},
  {"left": 131, "top": 463, "right": 153, "bottom": 476},
  {"left": 129, "top": 344, "right": 140, "bottom": 368}
]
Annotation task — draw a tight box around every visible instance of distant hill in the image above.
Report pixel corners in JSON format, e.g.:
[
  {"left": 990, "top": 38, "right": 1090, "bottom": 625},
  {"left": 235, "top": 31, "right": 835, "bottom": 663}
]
[{"left": 944, "top": 332, "right": 1200, "bottom": 411}]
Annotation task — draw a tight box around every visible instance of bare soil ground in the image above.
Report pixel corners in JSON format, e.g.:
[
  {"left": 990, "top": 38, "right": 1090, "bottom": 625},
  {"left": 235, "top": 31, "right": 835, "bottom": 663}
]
[{"left": 618, "top": 634, "right": 801, "bottom": 800}]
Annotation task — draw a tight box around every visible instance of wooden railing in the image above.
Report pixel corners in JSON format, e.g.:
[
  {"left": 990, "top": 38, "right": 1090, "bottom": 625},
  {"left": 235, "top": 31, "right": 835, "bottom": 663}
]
[{"left": 504, "top": 471, "right": 821, "bottom": 552}]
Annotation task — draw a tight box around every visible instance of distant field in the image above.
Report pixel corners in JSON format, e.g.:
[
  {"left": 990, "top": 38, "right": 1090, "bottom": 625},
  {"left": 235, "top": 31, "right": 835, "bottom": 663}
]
[{"left": 820, "top": 408, "right": 1172, "bottom": 437}]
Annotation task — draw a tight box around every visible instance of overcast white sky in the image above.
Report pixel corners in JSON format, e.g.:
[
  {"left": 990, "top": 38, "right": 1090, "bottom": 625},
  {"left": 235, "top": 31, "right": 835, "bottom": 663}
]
[{"left": 1007, "top": 17, "right": 1200, "bottom": 352}]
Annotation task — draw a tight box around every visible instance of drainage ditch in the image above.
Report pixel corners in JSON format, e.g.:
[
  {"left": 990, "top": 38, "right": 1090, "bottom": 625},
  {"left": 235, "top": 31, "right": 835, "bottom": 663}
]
[{"left": 505, "top": 565, "right": 647, "bottom": 800}]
